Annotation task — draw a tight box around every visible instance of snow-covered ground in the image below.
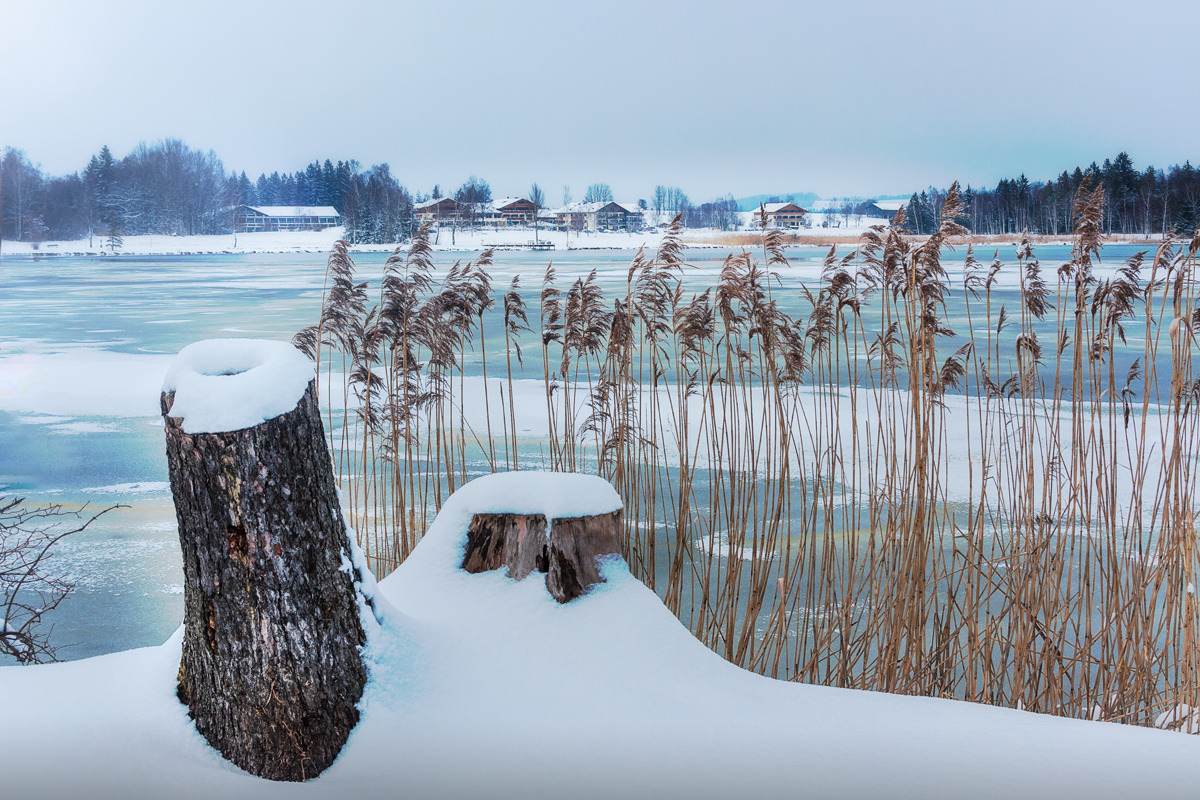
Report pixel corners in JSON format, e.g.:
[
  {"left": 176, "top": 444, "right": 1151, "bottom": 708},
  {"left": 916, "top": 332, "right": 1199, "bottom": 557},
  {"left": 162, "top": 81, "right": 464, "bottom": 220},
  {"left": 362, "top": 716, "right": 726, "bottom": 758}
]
[
  {"left": 1, "top": 213, "right": 1171, "bottom": 259},
  {"left": 0, "top": 226, "right": 666, "bottom": 256},
  {"left": 0, "top": 229, "right": 350, "bottom": 256},
  {"left": 2, "top": 468, "right": 1199, "bottom": 800},
  {"left": 3, "top": 257, "right": 1191, "bottom": 797},
  {"left": 0, "top": 216, "right": 883, "bottom": 258}
]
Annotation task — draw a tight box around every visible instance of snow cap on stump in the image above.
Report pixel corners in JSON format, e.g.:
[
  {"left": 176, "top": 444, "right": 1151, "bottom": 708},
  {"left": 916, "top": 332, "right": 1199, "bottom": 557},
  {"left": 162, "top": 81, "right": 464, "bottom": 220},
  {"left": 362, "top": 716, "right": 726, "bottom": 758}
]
[
  {"left": 162, "top": 338, "right": 314, "bottom": 434},
  {"left": 449, "top": 471, "right": 623, "bottom": 520}
]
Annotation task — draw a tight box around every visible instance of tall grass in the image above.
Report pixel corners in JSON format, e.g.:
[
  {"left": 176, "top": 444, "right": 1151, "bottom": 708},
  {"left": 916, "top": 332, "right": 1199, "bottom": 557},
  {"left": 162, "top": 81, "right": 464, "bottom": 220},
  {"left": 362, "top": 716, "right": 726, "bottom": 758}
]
[{"left": 295, "top": 183, "right": 1200, "bottom": 730}]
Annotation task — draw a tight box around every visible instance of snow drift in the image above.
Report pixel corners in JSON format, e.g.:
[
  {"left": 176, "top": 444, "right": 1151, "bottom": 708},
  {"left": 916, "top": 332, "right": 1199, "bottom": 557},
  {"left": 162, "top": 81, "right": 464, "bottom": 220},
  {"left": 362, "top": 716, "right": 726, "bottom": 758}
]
[{"left": 1, "top": 471, "right": 1199, "bottom": 800}]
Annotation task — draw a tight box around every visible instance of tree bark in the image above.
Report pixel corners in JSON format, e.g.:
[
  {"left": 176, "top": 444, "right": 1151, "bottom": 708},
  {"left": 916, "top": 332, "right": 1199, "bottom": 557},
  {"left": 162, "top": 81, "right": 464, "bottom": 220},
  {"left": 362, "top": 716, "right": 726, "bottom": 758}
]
[
  {"left": 462, "top": 508, "right": 623, "bottom": 602},
  {"left": 162, "top": 381, "right": 367, "bottom": 782}
]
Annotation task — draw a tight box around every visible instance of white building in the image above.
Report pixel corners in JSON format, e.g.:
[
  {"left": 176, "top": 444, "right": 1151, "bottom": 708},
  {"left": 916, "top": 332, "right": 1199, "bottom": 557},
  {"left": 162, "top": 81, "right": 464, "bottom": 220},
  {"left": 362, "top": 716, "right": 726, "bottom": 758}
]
[
  {"left": 552, "top": 201, "right": 644, "bottom": 232},
  {"left": 758, "top": 202, "right": 807, "bottom": 229},
  {"left": 235, "top": 206, "right": 341, "bottom": 233}
]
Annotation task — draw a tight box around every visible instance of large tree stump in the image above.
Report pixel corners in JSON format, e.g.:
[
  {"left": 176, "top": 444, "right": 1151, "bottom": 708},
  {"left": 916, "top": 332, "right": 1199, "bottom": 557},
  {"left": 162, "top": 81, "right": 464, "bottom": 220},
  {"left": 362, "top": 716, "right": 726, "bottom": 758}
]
[
  {"left": 161, "top": 340, "right": 367, "bottom": 782},
  {"left": 462, "top": 508, "right": 623, "bottom": 602}
]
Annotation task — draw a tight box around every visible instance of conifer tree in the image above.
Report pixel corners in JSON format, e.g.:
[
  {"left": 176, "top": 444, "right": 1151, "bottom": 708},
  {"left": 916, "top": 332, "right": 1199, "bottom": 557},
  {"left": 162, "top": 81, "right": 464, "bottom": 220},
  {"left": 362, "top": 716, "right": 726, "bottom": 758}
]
[{"left": 106, "top": 218, "right": 122, "bottom": 251}]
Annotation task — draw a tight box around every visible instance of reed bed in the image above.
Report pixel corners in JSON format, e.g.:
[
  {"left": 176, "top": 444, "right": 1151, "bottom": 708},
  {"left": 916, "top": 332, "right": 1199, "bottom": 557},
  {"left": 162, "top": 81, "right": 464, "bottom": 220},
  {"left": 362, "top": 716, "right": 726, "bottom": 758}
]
[
  {"left": 294, "top": 181, "right": 1200, "bottom": 731},
  {"left": 697, "top": 231, "right": 1162, "bottom": 249}
]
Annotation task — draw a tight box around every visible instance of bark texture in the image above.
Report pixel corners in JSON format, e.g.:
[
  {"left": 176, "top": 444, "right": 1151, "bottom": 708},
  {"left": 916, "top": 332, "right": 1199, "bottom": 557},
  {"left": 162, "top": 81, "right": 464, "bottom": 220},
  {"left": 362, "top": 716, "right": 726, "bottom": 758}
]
[
  {"left": 462, "top": 508, "right": 623, "bottom": 602},
  {"left": 163, "top": 381, "right": 367, "bottom": 782},
  {"left": 544, "top": 510, "right": 623, "bottom": 602}
]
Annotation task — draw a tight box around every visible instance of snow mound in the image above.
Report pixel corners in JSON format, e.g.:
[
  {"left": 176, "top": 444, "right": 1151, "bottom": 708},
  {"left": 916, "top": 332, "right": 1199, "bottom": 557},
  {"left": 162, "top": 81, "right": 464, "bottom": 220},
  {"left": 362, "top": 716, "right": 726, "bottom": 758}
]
[
  {"left": 393, "top": 471, "right": 621, "bottom": 581},
  {"left": 438, "top": 470, "right": 621, "bottom": 520},
  {"left": 161, "top": 339, "right": 313, "bottom": 434},
  {"left": 4, "top": 473, "right": 1200, "bottom": 799}
]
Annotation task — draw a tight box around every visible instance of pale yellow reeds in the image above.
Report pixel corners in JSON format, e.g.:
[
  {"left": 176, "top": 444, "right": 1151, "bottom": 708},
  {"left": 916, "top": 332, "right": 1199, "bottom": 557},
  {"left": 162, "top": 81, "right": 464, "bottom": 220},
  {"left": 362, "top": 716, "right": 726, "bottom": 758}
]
[{"left": 296, "top": 187, "right": 1200, "bottom": 731}]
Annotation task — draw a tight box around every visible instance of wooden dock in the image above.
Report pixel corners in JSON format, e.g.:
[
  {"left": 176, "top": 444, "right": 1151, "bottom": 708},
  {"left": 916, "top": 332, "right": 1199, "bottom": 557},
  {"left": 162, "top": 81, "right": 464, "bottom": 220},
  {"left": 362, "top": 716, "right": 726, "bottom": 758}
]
[{"left": 482, "top": 241, "right": 555, "bottom": 251}]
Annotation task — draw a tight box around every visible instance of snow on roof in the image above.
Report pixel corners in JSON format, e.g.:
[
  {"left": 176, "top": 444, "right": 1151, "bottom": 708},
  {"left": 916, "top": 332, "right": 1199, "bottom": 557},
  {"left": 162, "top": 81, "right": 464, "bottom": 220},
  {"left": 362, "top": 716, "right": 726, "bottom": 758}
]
[
  {"left": 557, "top": 201, "right": 639, "bottom": 214},
  {"left": 415, "top": 198, "right": 456, "bottom": 210},
  {"left": 493, "top": 197, "right": 531, "bottom": 210},
  {"left": 244, "top": 205, "right": 339, "bottom": 217},
  {"left": 162, "top": 339, "right": 315, "bottom": 434},
  {"left": 760, "top": 202, "right": 805, "bottom": 214},
  {"left": 873, "top": 199, "right": 907, "bottom": 212}
]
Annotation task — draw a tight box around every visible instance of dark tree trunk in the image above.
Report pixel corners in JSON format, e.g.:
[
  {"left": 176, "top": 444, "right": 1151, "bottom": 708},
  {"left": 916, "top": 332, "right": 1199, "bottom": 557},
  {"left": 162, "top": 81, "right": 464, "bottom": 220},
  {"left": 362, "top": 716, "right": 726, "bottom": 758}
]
[
  {"left": 162, "top": 381, "right": 367, "bottom": 782},
  {"left": 462, "top": 508, "right": 623, "bottom": 602}
]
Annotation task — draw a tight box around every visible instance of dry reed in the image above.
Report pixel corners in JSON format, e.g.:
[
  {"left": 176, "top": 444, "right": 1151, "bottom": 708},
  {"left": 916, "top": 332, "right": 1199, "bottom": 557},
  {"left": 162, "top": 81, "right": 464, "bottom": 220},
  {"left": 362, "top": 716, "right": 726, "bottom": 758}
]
[{"left": 296, "top": 190, "right": 1200, "bottom": 731}]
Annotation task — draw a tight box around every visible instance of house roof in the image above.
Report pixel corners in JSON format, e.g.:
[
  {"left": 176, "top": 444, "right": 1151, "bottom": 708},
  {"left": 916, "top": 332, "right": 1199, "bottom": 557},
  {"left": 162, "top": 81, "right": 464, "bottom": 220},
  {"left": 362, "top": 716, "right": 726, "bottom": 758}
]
[
  {"left": 243, "top": 205, "right": 340, "bottom": 217},
  {"left": 760, "top": 202, "right": 806, "bottom": 214},
  {"left": 557, "top": 201, "right": 640, "bottom": 214},
  {"left": 493, "top": 197, "right": 534, "bottom": 211},
  {"left": 872, "top": 200, "right": 906, "bottom": 212},
  {"left": 415, "top": 198, "right": 458, "bottom": 210}
]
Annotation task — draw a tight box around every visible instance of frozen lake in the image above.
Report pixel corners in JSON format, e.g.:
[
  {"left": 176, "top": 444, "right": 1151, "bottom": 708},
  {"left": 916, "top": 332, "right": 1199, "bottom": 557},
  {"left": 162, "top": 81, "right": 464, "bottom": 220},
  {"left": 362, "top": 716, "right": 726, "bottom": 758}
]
[{"left": 0, "top": 242, "right": 1163, "bottom": 661}]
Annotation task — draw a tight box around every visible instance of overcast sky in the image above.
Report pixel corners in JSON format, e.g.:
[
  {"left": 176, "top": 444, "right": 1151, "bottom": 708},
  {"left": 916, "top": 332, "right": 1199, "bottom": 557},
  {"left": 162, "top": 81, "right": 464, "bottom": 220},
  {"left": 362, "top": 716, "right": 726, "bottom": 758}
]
[{"left": 4, "top": 0, "right": 1197, "bottom": 202}]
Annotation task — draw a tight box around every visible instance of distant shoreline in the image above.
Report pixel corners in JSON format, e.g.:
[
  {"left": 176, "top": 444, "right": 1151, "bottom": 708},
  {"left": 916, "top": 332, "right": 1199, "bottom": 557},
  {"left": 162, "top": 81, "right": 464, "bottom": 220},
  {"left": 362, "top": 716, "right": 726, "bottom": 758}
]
[{"left": 0, "top": 227, "right": 1169, "bottom": 259}]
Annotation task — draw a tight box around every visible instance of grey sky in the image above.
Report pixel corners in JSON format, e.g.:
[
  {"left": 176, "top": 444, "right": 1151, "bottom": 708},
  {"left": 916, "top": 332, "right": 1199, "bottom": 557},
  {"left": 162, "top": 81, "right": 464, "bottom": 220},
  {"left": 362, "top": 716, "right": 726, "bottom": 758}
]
[{"left": 4, "top": 0, "right": 1197, "bottom": 202}]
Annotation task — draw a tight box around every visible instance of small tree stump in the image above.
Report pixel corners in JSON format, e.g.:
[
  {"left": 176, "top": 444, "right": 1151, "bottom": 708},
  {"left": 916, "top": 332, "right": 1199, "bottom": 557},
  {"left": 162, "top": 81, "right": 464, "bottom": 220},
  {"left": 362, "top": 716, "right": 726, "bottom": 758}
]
[
  {"left": 462, "top": 513, "right": 549, "bottom": 581},
  {"left": 162, "top": 343, "right": 367, "bottom": 782},
  {"left": 462, "top": 508, "right": 623, "bottom": 602}
]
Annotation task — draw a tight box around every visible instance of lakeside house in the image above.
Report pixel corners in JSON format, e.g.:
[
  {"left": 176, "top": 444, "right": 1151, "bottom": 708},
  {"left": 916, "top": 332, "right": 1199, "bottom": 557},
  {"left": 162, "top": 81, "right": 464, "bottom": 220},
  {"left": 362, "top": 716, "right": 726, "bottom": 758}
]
[
  {"left": 234, "top": 205, "right": 341, "bottom": 233},
  {"left": 869, "top": 199, "right": 906, "bottom": 218},
  {"left": 416, "top": 197, "right": 536, "bottom": 228},
  {"left": 414, "top": 197, "right": 460, "bottom": 225},
  {"left": 553, "top": 201, "right": 644, "bottom": 232},
  {"left": 415, "top": 197, "right": 642, "bottom": 232},
  {"left": 493, "top": 197, "right": 538, "bottom": 225},
  {"left": 758, "top": 202, "right": 807, "bottom": 229}
]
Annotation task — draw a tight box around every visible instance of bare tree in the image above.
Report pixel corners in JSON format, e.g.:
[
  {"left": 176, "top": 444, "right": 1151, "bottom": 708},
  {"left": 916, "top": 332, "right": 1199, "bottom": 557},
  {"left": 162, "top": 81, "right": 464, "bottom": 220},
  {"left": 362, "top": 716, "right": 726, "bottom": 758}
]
[
  {"left": 584, "top": 183, "right": 613, "bottom": 203},
  {"left": 528, "top": 182, "right": 545, "bottom": 243},
  {"left": 1, "top": 496, "right": 119, "bottom": 663},
  {"left": 653, "top": 185, "right": 668, "bottom": 222},
  {"left": 454, "top": 175, "right": 492, "bottom": 231}
]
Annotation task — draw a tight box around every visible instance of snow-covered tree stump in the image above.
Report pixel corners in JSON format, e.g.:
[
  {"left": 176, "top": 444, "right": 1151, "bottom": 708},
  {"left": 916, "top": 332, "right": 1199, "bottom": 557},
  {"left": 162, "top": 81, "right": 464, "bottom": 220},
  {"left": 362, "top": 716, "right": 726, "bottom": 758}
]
[
  {"left": 460, "top": 477, "right": 624, "bottom": 602},
  {"left": 161, "top": 340, "right": 367, "bottom": 782}
]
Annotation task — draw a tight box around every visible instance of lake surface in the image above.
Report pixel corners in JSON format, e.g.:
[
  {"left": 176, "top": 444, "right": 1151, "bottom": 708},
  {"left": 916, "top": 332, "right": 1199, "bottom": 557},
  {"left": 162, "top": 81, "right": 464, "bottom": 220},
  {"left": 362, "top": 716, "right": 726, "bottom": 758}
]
[{"left": 0, "top": 241, "right": 1167, "bottom": 661}]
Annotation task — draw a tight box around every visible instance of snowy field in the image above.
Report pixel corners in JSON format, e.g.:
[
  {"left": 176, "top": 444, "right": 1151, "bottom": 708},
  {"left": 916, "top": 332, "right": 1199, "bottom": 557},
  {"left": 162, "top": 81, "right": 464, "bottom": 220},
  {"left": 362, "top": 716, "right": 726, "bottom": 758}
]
[
  {"left": 0, "top": 212, "right": 1173, "bottom": 259},
  {"left": 0, "top": 225, "right": 675, "bottom": 256},
  {"left": 0, "top": 213, "right": 888, "bottom": 258},
  {"left": 2, "top": 469, "right": 1200, "bottom": 800}
]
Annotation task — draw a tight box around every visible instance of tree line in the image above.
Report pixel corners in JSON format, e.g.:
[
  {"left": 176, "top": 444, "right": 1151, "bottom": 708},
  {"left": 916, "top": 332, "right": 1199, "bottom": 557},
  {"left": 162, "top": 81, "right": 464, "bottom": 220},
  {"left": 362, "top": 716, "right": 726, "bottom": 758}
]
[
  {"left": 0, "top": 141, "right": 750, "bottom": 246},
  {"left": 9, "top": 141, "right": 1196, "bottom": 244},
  {"left": 904, "top": 152, "right": 1200, "bottom": 237},
  {"left": 0, "top": 141, "right": 419, "bottom": 245}
]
